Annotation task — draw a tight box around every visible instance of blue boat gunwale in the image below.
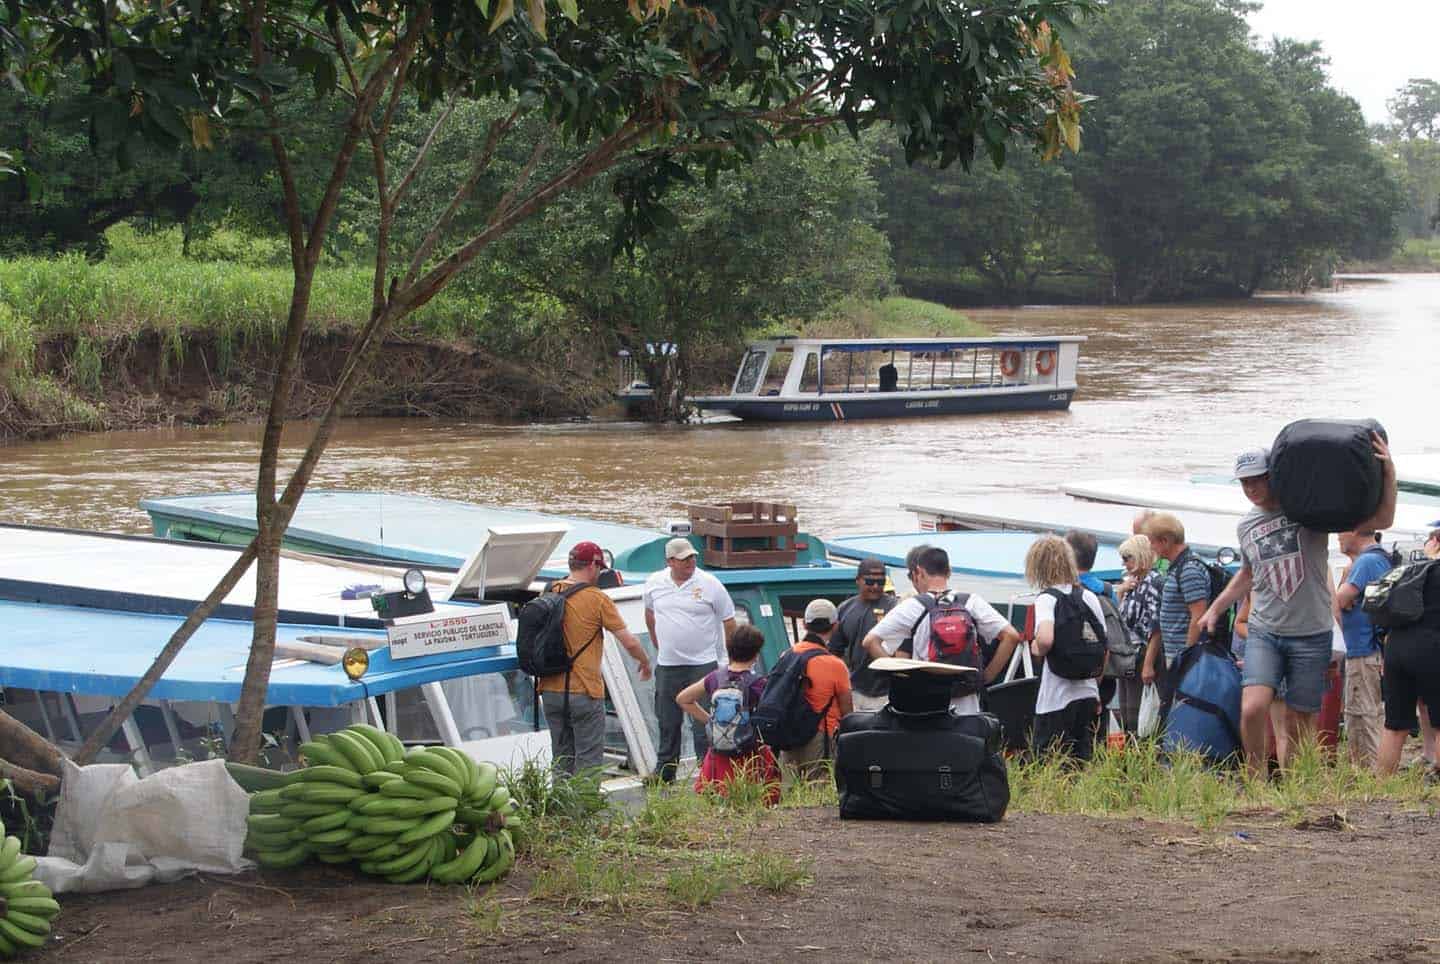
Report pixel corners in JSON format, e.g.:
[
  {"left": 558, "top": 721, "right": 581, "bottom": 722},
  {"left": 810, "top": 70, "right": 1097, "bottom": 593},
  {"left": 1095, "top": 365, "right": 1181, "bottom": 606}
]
[
  {"left": 0, "top": 600, "right": 516, "bottom": 707},
  {"left": 828, "top": 529, "right": 1129, "bottom": 580}
]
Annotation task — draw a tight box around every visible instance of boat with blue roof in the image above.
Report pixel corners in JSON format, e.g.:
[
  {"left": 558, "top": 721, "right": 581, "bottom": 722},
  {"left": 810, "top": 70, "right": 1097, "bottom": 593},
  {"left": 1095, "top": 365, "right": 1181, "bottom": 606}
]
[{"left": 688, "top": 334, "right": 1085, "bottom": 421}]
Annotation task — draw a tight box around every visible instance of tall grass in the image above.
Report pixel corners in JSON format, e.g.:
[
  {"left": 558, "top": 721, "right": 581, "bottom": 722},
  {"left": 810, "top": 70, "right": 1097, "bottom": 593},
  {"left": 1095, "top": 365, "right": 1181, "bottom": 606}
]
[
  {"left": 0, "top": 225, "right": 486, "bottom": 355},
  {"left": 1009, "top": 737, "right": 1433, "bottom": 828}
]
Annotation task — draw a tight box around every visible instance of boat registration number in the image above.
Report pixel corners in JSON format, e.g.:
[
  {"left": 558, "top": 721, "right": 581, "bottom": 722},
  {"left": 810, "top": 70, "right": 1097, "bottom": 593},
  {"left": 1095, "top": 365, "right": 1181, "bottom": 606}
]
[
  {"left": 386, "top": 608, "right": 510, "bottom": 660},
  {"left": 904, "top": 400, "right": 940, "bottom": 410}
]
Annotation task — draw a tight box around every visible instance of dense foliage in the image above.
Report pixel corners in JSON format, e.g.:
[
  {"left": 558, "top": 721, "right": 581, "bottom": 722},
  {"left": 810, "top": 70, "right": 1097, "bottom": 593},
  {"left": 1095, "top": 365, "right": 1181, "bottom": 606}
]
[{"left": 876, "top": 0, "right": 1408, "bottom": 302}]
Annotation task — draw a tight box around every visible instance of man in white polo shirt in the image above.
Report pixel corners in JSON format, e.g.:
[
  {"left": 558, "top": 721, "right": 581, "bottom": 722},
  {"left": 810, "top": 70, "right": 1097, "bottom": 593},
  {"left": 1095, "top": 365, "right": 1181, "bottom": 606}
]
[{"left": 644, "top": 537, "right": 737, "bottom": 782}]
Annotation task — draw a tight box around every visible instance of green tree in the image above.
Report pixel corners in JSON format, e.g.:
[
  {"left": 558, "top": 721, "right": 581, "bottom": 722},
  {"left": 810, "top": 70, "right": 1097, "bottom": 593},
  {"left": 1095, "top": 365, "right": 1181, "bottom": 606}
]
[
  {"left": 1388, "top": 79, "right": 1440, "bottom": 141},
  {"left": 1068, "top": 0, "right": 1400, "bottom": 300},
  {"left": 2, "top": 0, "right": 1094, "bottom": 762},
  {"left": 1376, "top": 79, "right": 1440, "bottom": 239},
  {"left": 484, "top": 135, "right": 893, "bottom": 419},
  {"left": 876, "top": 136, "right": 1095, "bottom": 303}
]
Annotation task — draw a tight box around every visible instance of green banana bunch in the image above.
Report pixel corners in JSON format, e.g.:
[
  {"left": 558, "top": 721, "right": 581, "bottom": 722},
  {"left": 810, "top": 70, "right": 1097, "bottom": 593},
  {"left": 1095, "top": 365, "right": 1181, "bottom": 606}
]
[
  {"left": 245, "top": 727, "right": 521, "bottom": 886},
  {"left": 0, "top": 836, "right": 60, "bottom": 957}
]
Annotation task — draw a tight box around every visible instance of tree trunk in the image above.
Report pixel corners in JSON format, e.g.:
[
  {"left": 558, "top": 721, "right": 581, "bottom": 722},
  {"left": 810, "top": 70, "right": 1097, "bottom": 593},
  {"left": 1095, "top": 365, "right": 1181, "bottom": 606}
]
[
  {"left": 229, "top": 526, "right": 283, "bottom": 763},
  {"left": 0, "top": 711, "right": 63, "bottom": 778}
]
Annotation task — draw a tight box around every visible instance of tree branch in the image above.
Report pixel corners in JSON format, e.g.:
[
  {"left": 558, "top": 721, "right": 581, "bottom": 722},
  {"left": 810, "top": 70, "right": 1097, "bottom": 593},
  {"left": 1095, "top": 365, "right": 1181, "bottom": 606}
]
[
  {"left": 402, "top": 118, "right": 656, "bottom": 313},
  {"left": 388, "top": 97, "right": 457, "bottom": 210},
  {"left": 72, "top": 540, "right": 260, "bottom": 765},
  {"left": 400, "top": 105, "right": 524, "bottom": 288}
]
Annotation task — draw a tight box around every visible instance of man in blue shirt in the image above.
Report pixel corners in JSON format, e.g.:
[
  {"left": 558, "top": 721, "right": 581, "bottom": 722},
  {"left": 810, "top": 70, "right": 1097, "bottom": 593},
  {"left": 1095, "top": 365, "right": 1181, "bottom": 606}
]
[
  {"left": 1066, "top": 529, "right": 1116, "bottom": 603},
  {"left": 1333, "top": 528, "right": 1393, "bottom": 769}
]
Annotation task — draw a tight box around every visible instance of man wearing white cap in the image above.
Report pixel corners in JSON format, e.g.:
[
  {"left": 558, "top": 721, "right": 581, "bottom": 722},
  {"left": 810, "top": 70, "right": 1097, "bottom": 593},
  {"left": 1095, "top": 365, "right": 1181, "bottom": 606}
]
[
  {"left": 1202, "top": 438, "right": 1396, "bottom": 777},
  {"left": 644, "top": 537, "right": 738, "bottom": 782}
]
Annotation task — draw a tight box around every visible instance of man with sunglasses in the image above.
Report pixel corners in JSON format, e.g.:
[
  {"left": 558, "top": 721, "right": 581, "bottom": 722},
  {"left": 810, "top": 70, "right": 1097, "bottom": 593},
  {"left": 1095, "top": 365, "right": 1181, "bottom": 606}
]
[{"left": 828, "top": 558, "right": 900, "bottom": 712}]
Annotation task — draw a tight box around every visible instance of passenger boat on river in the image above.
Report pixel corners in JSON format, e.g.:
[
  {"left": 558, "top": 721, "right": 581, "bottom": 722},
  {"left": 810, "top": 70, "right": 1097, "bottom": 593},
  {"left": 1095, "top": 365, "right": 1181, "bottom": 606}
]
[{"left": 688, "top": 335, "right": 1085, "bottom": 421}]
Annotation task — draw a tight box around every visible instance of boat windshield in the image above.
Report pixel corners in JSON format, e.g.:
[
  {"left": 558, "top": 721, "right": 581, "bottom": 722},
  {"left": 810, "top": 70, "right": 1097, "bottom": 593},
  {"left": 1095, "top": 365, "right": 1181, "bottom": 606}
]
[{"left": 733, "top": 349, "right": 769, "bottom": 394}]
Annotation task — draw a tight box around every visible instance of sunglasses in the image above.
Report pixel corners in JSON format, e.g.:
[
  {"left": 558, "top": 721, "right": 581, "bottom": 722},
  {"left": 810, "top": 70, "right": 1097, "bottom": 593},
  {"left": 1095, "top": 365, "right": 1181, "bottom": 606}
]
[
  {"left": 1120, "top": 554, "right": 1134, "bottom": 563},
  {"left": 861, "top": 577, "right": 885, "bottom": 586}
]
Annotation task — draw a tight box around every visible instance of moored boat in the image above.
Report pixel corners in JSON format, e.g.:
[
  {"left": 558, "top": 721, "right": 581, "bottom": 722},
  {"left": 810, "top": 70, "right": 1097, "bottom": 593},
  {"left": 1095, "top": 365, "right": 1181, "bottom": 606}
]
[{"left": 689, "top": 335, "right": 1085, "bottom": 421}]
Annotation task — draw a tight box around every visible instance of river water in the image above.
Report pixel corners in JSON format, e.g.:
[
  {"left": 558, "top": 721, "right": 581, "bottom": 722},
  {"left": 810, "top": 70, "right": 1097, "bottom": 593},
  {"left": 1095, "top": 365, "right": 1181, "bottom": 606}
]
[{"left": 3, "top": 274, "right": 1439, "bottom": 539}]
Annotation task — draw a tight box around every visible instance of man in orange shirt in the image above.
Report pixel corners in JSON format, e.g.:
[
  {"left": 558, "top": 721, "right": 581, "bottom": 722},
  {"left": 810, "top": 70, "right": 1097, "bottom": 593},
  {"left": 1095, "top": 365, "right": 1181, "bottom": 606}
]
[
  {"left": 538, "top": 541, "right": 652, "bottom": 777},
  {"left": 780, "top": 598, "right": 854, "bottom": 781}
]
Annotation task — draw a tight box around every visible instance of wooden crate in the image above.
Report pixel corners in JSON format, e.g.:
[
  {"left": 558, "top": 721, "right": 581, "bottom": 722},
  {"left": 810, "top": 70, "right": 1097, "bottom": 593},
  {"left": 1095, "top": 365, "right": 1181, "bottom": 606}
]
[{"left": 686, "top": 500, "right": 798, "bottom": 568}]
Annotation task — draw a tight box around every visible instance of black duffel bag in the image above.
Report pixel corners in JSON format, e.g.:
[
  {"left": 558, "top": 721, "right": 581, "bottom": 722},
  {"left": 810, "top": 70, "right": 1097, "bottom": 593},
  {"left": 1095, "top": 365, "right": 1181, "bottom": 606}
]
[
  {"left": 835, "top": 708, "right": 1010, "bottom": 822},
  {"left": 1269, "top": 418, "right": 1386, "bottom": 532}
]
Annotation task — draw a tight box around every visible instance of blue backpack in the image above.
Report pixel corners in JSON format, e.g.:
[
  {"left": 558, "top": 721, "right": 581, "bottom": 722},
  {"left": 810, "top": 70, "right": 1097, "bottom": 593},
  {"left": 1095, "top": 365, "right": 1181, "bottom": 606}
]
[
  {"left": 1163, "top": 639, "right": 1243, "bottom": 764},
  {"left": 707, "top": 669, "right": 761, "bottom": 756}
]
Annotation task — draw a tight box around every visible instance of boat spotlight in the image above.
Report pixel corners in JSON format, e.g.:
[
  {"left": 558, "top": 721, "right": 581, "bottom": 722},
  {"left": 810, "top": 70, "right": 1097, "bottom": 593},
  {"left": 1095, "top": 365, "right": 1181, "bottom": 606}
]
[{"left": 370, "top": 567, "right": 434, "bottom": 622}]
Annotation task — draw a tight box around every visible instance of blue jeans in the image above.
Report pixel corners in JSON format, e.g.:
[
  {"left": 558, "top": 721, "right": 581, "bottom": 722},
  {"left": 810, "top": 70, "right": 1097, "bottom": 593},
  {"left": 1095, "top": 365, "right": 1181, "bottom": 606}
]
[{"left": 1241, "top": 629, "right": 1332, "bottom": 713}]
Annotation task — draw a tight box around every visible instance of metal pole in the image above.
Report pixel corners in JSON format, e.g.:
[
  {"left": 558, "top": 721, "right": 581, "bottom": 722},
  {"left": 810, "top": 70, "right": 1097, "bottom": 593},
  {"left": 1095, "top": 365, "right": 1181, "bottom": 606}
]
[{"left": 846, "top": 352, "right": 853, "bottom": 392}]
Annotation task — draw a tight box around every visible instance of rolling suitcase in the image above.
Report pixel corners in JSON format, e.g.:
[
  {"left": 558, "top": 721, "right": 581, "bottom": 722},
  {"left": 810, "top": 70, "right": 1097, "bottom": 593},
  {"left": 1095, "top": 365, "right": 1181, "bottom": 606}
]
[{"left": 981, "top": 644, "right": 1039, "bottom": 753}]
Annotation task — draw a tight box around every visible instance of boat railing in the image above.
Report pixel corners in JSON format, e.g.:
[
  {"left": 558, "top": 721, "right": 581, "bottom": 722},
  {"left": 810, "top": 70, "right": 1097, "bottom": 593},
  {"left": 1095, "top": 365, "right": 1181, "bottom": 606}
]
[{"left": 810, "top": 344, "right": 1063, "bottom": 395}]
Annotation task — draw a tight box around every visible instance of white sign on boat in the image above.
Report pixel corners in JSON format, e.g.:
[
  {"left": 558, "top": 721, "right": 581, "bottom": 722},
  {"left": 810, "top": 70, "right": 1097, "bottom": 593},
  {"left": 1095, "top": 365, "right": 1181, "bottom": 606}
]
[{"left": 386, "top": 605, "right": 511, "bottom": 660}]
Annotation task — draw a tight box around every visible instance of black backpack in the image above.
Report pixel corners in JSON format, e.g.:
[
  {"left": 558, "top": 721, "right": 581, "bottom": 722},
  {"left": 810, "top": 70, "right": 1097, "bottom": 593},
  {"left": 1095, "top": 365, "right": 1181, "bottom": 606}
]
[
  {"left": 752, "top": 648, "right": 835, "bottom": 751},
  {"left": 1362, "top": 559, "right": 1436, "bottom": 630},
  {"left": 516, "top": 582, "right": 601, "bottom": 729},
  {"left": 1170, "top": 549, "right": 1233, "bottom": 648},
  {"left": 1043, "top": 586, "right": 1108, "bottom": 680}
]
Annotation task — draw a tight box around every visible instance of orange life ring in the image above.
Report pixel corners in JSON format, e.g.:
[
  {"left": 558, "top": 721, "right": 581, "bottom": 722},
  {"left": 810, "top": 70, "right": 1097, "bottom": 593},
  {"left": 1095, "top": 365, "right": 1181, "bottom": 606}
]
[
  {"left": 1035, "top": 349, "right": 1056, "bottom": 376},
  {"left": 999, "top": 350, "right": 1022, "bottom": 377}
]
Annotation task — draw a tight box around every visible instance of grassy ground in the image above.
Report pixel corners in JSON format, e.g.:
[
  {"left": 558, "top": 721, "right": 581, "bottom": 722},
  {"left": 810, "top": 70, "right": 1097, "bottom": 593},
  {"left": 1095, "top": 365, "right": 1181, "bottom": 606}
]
[
  {"left": 492, "top": 736, "right": 1435, "bottom": 933},
  {"left": 790, "top": 295, "right": 990, "bottom": 339},
  {"left": 1344, "top": 237, "right": 1440, "bottom": 273}
]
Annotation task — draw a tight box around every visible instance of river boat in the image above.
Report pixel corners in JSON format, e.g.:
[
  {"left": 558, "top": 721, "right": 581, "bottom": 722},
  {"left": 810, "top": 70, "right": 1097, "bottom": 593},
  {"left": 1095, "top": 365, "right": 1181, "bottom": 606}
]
[
  {"left": 1397, "top": 453, "right": 1440, "bottom": 497},
  {"left": 688, "top": 335, "right": 1085, "bottom": 421},
  {"left": 141, "top": 490, "right": 864, "bottom": 776},
  {"left": 141, "top": 490, "right": 861, "bottom": 658},
  {"left": 0, "top": 523, "right": 546, "bottom": 770},
  {"left": 1062, "top": 477, "right": 1440, "bottom": 539}
]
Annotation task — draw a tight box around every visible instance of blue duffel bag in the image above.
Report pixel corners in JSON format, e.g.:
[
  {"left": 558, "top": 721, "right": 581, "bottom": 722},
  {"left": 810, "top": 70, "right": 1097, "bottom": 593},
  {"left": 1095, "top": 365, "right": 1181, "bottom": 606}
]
[{"left": 1163, "top": 639, "right": 1243, "bottom": 765}]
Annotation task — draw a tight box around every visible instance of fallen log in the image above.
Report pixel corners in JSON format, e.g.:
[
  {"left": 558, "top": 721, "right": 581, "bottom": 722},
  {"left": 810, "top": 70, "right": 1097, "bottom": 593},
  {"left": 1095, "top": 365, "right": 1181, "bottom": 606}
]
[
  {"left": 0, "top": 711, "right": 63, "bottom": 778},
  {"left": 0, "top": 758, "right": 61, "bottom": 798}
]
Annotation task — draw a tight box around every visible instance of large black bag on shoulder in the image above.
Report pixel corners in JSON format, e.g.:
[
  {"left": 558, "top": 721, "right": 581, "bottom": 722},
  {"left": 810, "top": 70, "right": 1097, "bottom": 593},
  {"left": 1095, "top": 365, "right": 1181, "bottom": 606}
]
[
  {"left": 1270, "top": 418, "right": 1386, "bottom": 532},
  {"left": 835, "top": 709, "right": 1010, "bottom": 822}
]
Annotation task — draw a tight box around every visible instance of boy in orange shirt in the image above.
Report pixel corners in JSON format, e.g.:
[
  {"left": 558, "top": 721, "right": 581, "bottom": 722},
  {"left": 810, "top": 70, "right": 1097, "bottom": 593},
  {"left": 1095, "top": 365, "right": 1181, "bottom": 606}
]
[{"left": 780, "top": 598, "right": 854, "bottom": 781}]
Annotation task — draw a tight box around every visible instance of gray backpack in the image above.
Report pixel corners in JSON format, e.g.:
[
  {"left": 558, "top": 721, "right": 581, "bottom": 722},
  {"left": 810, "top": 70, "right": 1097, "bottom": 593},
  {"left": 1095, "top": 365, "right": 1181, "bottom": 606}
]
[{"left": 1099, "top": 593, "right": 1143, "bottom": 678}]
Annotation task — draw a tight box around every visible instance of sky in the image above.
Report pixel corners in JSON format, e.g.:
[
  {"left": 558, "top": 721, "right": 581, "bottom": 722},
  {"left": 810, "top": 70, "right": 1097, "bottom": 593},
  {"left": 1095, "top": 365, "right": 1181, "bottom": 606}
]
[{"left": 1243, "top": 0, "right": 1440, "bottom": 125}]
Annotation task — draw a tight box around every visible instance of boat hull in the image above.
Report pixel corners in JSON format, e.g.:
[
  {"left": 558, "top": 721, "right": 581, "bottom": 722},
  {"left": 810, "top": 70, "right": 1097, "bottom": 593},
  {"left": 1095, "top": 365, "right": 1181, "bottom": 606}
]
[{"left": 691, "top": 388, "right": 1074, "bottom": 421}]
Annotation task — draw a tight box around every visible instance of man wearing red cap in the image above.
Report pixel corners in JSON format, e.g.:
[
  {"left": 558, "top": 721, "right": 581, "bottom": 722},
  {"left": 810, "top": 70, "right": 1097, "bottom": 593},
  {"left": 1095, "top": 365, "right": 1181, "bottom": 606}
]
[{"left": 538, "top": 541, "right": 651, "bottom": 776}]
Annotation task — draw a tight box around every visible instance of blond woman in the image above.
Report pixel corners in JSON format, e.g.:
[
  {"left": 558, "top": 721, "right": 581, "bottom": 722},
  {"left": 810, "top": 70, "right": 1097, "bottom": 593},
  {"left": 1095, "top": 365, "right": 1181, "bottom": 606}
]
[{"left": 1026, "top": 534, "right": 1108, "bottom": 761}]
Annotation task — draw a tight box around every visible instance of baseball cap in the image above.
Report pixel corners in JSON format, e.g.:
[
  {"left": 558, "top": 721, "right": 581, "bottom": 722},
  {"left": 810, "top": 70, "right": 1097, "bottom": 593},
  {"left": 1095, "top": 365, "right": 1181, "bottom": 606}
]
[
  {"left": 1233, "top": 447, "right": 1270, "bottom": 480},
  {"left": 804, "top": 598, "right": 839, "bottom": 625},
  {"left": 856, "top": 558, "right": 887, "bottom": 578},
  {"left": 568, "top": 541, "right": 606, "bottom": 567},
  {"left": 664, "top": 537, "right": 697, "bottom": 560}
]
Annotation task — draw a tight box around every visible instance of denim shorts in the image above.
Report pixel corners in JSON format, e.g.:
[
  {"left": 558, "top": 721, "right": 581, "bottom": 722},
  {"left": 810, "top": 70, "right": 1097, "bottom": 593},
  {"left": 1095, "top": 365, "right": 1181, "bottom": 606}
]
[{"left": 1241, "top": 628, "right": 1332, "bottom": 713}]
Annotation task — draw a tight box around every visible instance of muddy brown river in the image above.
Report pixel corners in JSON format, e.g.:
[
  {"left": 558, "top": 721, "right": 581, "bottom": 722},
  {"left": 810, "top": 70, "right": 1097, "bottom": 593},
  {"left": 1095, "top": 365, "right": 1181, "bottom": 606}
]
[{"left": 3, "top": 274, "right": 1438, "bottom": 538}]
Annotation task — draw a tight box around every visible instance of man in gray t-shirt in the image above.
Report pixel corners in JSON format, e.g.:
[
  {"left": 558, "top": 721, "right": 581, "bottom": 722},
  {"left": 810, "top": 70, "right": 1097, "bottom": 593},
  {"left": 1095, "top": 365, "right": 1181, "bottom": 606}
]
[{"left": 1203, "top": 438, "right": 1396, "bottom": 777}]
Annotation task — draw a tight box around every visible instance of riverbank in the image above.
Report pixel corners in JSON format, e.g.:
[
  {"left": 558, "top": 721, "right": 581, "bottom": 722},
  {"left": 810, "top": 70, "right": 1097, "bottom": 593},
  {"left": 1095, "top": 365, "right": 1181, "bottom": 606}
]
[
  {"left": 0, "top": 229, "right": 987, "bottom": 441},
  {"left": 32, "top": 743, "right": 1440, "bottom": 964}
]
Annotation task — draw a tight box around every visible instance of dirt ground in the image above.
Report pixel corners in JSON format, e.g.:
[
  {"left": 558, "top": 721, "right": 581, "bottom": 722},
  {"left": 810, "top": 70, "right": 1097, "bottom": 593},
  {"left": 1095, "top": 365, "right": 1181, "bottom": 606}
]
[{"left": 33, "top": 803, "right": 1440, "bottom": 963}]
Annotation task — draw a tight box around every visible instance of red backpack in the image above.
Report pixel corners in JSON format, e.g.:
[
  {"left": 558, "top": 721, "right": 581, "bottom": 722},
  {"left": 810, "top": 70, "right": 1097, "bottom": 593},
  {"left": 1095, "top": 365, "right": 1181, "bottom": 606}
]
[{"left": 912, "top": 591, "right": 983, "bottom": 695}]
